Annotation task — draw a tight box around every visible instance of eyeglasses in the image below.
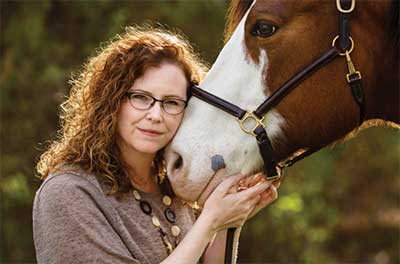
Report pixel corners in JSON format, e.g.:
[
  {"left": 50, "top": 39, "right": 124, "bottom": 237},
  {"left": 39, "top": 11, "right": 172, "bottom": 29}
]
[{"left": 125, "top": 92, "right": 187, "bottom": 115}]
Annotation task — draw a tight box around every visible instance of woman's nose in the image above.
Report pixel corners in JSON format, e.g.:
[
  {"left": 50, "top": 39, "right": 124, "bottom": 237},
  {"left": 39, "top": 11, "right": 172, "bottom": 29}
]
[{"left": 146, "top": 101, "right": 163, "bottom": 121}]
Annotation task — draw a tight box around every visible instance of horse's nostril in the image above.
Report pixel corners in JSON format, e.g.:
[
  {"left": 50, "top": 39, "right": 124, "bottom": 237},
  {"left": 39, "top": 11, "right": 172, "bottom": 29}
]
[{"left": 173, "top": 154, "right": 183, "bottom": 170}]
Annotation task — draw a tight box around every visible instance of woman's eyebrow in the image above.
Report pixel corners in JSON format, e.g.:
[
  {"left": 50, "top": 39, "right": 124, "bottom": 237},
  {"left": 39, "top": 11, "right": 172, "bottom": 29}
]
[
  {"left": 129, "top": 89, "right": 185, "bottom": 100},
  {"left": 163, "top": 94, "right": 186, "bottom": 99},
  {"left": 129, "top": 89, "right": 150, "bottom": 94}
]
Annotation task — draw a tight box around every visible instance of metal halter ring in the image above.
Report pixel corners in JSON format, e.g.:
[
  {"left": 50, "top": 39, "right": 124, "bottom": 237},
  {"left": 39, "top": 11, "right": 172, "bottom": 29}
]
[
  {"left": 264, "top": 166, "right": 284, "bottom": 183},
  {"left": 332, "top": 35, "right": 354, "bottom": 56},
  {"left": 236, "top": 111, "right": 265, "bottom": 137},
  {"left": 336, "top": 0, "right": 356, "bottom": 13}
]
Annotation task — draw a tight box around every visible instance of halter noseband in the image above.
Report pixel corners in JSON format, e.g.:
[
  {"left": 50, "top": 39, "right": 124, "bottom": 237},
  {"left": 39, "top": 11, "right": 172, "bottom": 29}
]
[{"left": 189, "top": 0, "right": 365, "bottom": 181}]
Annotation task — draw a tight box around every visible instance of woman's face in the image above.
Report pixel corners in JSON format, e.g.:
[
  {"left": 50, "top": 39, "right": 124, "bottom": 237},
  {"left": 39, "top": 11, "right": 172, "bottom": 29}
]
[{"left": 117, "top": 62, "right": 188, "bottom": 157}]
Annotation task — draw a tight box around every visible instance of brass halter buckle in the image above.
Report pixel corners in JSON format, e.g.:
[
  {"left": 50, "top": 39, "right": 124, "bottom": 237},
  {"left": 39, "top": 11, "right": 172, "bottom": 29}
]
[{"left": 236, "top": 111, "right": 265, "bottom": 137}]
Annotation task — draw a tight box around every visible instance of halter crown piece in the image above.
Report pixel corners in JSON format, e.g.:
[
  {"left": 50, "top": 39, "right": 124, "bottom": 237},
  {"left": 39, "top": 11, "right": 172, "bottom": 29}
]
[{"left": 189, "top": 0, "right": 365, "bottom": 182}]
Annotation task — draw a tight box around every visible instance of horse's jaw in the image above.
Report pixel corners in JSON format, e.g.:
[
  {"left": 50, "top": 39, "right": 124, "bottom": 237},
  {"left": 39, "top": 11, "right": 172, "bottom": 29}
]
[
  {"left": 165, "top": 114, "right": 263, "bottom": 201},
  {"left": 165, "top": 2, "right": 286, "bottom": 202}
]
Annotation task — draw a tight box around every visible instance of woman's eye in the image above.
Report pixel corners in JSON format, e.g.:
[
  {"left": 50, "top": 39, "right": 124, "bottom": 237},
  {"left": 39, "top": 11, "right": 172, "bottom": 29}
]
[
  {"left": 133, "top": 94, "right": 150, "bottom": 101},
  {"left": 250, "top": 21, "right": 277, "bottom": 38},
  {"left": 164, "top": 100, "right": 179, "bottom": 106}
]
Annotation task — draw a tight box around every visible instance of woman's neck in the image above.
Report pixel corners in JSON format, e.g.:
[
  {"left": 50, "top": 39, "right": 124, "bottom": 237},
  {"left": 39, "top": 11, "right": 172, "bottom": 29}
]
[{"left": 120, "top": 145, "right": 159, "bottom": 193}]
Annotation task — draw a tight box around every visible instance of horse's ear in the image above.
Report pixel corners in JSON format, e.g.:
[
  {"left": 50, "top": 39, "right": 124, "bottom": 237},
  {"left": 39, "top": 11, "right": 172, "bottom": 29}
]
[{"left": 224, "top": 0, "right": 254, "bottom": 43}]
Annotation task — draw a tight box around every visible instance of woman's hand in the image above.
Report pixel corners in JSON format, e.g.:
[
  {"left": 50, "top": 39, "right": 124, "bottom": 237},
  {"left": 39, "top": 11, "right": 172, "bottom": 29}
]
[
  {"left": 199, "top": 171, "right": 274, "bottom": 234},
  {"left": 237, "top": 173, "right": 279, "bottom": 219},
  {"left": 169, "top": 171, "right": 279, "bottom": 264}
]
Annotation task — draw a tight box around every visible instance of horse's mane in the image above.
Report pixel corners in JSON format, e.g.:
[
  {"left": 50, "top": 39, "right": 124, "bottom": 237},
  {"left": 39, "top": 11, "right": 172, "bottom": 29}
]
[{"left": 224, "top": 0, "right": 399, "bottom": 50}]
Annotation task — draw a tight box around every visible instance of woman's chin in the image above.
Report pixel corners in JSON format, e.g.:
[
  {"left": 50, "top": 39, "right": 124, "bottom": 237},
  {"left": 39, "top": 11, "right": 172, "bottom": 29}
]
[{"left": 135, "top": 144, "right": 164, "bottom": 155}]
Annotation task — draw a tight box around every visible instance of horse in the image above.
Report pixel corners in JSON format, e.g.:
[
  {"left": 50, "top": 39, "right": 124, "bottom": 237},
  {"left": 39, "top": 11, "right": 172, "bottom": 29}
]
[{"left": 165, "top": 0, "right": 398, "bottom": 261}]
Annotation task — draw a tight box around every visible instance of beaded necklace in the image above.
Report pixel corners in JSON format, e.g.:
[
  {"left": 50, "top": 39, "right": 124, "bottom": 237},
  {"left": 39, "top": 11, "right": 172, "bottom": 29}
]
[{"left": 132, "top": 189, "right": 181, "bottom": 255}]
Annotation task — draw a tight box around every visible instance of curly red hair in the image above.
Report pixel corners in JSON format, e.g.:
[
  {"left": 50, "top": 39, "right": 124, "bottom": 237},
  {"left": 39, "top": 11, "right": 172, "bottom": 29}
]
[{"left": 36, "top": 25, "right": 207, "bottom": 194}]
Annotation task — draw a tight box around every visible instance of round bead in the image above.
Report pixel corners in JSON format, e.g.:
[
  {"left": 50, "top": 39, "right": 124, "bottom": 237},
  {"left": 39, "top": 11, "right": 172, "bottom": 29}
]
[
  {"left": 139, "top": 201, "right": 152, "bottom": 215},
  {"left": 171, "top": 225, "right": 181, "bottom": 237},
  {"left": 164, "top": 208, "right": 176, "bottom": 224},
  {"left": 162, "top": 195, "right": 172, "bottom": 206},
  {"left": 152, "top": 216, "right": 161, "bottom": 227},
  {"left": 132, "top": 190, "right": 141, "bottom": 200}
]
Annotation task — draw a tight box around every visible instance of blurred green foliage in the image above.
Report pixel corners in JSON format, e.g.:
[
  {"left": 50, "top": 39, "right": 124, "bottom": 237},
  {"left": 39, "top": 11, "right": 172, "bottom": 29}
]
[
  {"left": 1, "top": 1, "right": 398, "bottom": 263},
  {"left": 241, "top": 127, "right": 399, "bottom": 263}
]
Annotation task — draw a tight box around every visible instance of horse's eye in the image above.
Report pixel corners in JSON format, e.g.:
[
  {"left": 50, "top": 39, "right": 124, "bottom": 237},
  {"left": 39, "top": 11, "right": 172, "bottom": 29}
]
[{"left": 250, "top": 21, "right": 277, "bottom": 38}]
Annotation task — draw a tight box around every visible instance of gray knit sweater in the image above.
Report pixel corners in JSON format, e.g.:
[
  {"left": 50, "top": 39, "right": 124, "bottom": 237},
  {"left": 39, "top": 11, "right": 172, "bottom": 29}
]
[{"left": 33, "top": 167, "right": 196, "bottom": 264}]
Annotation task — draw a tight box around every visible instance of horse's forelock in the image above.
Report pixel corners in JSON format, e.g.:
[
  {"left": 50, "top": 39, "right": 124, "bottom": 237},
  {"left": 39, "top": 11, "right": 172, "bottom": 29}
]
[{"left": 224, "top": 0, "right": 254, "bottom": 43}]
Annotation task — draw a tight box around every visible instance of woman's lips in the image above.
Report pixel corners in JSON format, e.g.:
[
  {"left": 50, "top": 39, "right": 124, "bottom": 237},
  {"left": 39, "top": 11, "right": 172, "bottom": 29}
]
[{"left": 137, "top": 127, "right": 164, "bottom": 137}]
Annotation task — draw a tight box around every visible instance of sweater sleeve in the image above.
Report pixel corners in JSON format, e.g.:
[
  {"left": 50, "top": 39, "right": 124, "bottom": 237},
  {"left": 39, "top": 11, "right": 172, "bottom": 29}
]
[{"left": 32, "top": 173, "right": 140, "bottom": 264}]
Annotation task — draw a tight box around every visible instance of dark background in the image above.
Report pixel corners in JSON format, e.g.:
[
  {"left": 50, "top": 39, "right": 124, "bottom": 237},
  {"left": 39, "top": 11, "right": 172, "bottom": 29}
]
[{"left": 1, "top": 1, "right": 399, "bottom": 263}]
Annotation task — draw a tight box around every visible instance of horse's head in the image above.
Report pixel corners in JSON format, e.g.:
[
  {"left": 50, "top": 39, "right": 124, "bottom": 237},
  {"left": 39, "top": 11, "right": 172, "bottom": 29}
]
[{"left": 166, "top": 0, "right": 399, "bottom": 201}]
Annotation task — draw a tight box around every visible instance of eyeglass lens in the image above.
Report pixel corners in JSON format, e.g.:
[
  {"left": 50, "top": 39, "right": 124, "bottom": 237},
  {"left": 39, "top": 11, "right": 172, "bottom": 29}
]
[{"left": 127, "top": 93, "right": 186, "bottom": 115}]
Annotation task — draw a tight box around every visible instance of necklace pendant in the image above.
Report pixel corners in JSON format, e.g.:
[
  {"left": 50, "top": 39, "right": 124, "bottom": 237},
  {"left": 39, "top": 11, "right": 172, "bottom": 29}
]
[
  {"left": 166, "top": 241, "right": 173, "bottom": 254},
  {"left": 171, "top": 225, "right": 181, "bottom": 237},
  {"left": 160, "top": 232, "right": 174, "bottom": 254}
]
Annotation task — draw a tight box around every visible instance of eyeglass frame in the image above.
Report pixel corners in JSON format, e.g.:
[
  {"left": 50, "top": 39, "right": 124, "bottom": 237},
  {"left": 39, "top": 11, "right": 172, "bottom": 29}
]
[{"left": 125, "top": 92, "right": 188, "bottom": 115}]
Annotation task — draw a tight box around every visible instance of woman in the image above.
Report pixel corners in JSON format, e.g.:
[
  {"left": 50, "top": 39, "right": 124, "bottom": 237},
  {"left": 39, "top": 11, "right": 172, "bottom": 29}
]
[{"left": 34, "top": 26, "right": 278, "bottom": 264}]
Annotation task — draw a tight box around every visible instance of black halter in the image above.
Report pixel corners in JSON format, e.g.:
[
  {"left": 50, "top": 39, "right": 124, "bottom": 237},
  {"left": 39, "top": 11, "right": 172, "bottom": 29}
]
[{"left": 189, "top": 0, "right": 365, "bottom": 181}]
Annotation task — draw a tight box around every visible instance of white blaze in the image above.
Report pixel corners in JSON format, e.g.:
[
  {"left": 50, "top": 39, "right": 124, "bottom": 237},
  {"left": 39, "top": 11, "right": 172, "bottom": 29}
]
[{"left": 166, "top": 1, "right": 286, "bottom": 200}]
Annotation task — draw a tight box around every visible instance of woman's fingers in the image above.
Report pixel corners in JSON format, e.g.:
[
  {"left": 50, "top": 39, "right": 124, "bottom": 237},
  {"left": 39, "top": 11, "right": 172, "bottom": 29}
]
[
  {"left": 238, "top": 173, "right": 264, "bottom": 188},
  {"left": 234, "top": 180, "right": 272, "bottom": 200},
  {"left": 216, "top": 195, "right": 262, "bottom": 229},
  {"left": 273, "top": 180, "right": 281, "bottom": 189},
  {"left": 214, "top": 172, "right": 247, "bottom": 194},
  {"left": 261, "top": 185, "right": 278, "bottom": 204},
  {"left": 202, "top": 170, "right": 279, "bottom": 231},
  {"left": 247, "top": 185, "right": 278, "bottom": 219}
]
